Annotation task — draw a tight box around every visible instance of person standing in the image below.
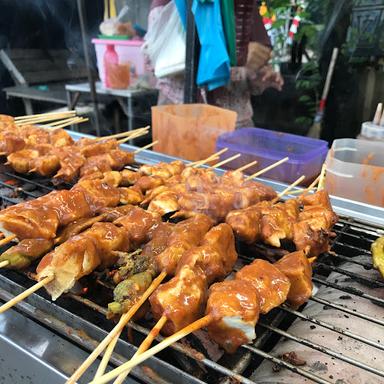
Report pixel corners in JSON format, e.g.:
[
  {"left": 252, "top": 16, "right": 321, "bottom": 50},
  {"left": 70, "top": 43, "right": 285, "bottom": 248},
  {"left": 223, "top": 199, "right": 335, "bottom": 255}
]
[{"left": 147, "top": 0, "right": 284, "bottom": 127}]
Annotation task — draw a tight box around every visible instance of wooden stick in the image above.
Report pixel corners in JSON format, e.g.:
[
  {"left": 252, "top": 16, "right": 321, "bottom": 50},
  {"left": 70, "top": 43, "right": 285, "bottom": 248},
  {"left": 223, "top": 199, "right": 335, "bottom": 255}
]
[
  {"left": 234, "top": 160, "right": 258, "bottom": 173},
  {"left": 317, "top": 164, "right": 327, "bottom": 191},
  {"left": 188, "top": 148, "right": 228, "bottom": 168},
  {"left": 17, "top": 113, "right": 78, "bottom": 126},
  {"left": 134, "top": 140, "right": 159, "bottom": 154},
  {"left": 65, "top": 271, "right": 167, "bottom": 384},
  {"left": 210, "top": 154, "right": 241, "bottom": 169},
  {"left": 272, "top": 175, "right": 306, "bottom": 203},
  {"left": 113, "top": 315, "right": 167, "bottom": 384},
  {"left": 95, "top": 126, "right": 150, "bottom": 142},
  {"left": 0, "top": 275, "right": 54, "bottom": 314},
  {"left": 0, "top": 260, "right": 9, "bottom": 268},
  {"left": 45, "top": 117, "right": 89, "bottom": 130},
  {"left": 286, "top": 174, "right": 321, "bottom": 195},
  {"left": 15, "top": 110, "right": 76, "bottom": 121},
  {"left": 39, "top": 117, "right": 78, "bottom": 128},
  {"left": 90, "top": 315, "right": 213, "bottom": 384},
  {"left": 0, "top": 234, "right": 17, "bottom": 247},
  {"left": 94, "top": 331, "right": 121, "bottom": 379},
  {"left": 245, "top": 157, "right": 289, "bottom": 181},
  {"left": 373, "top": 103, "right": 383, "bottom": 125},
  {"left": 117, "top": 129, "right": 149, "bottom": 144}
]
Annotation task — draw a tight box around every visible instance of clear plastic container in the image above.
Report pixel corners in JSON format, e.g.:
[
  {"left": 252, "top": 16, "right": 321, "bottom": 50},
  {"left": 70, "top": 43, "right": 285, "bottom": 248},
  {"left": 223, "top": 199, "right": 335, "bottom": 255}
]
[
  {"left": 325, "top": 139, "right": 384, "bottom": 207},
  {"left": 358, "top": 121, "right": 384, "bottom": 142},
  {"left": 92, "top": 38, "right": 145, "bottom": 88},
  {"left": 216, "top": 127, "right": 329, "bottom": 185}
]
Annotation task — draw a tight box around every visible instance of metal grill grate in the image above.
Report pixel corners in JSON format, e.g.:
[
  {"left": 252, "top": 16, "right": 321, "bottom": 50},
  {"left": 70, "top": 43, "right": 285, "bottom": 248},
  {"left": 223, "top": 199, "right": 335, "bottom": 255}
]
[{"left": 0, "top": 166, "right": 383, "bottom": 384}]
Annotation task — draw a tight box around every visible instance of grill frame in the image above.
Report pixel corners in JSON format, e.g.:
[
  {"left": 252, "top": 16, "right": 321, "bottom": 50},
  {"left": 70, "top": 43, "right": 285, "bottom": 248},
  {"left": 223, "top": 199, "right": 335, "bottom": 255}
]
[{"left": 0, "top": 132, "right": 383, "bottom": 384}]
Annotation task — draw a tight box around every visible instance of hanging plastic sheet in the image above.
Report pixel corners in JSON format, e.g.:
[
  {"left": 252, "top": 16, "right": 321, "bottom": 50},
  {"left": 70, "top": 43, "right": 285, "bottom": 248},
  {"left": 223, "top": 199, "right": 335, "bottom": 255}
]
[{"left": 192, "top": 0, "right": 230, "bottom": 91}]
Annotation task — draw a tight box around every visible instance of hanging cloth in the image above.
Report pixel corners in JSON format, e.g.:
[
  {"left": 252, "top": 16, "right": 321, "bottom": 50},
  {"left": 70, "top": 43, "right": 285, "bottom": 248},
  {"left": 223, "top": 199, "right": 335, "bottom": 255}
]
[
  {"left": 220, "top": 0, "right": 237, "bottom": 66},
  {"left": 192, "top": 0, "right": 231, "bottom": 91}
]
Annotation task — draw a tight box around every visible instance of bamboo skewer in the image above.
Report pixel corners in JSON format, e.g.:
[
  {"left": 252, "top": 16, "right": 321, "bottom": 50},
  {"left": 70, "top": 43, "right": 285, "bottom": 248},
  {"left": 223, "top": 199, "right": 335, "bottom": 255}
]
[
  {"left": 188, "top": 148, "right": 229, "bottom": 168},
  {"left": 287, "top": 174, "right": 321, "bottom": 195},
  {"left": 95, "top": 126, "right": 150, "bottom": 142},
  {"left": 39, "top": 116, "right": 81, "bottom": 128},
  {"left": 245, "top": 157, "right": 289, "bottom": 181},
  {"left": 317, "top": 164, "right": 327, "bottom": 191},
  {"left": 65, "top": 271, "right": 167, "bottom": 384},
  {"left": 210, "top": 153, "right": 241, "bottom": 169},
  {"left": 0, "top": 234, "right": 17, "bottom": 247},
  {"left": 43, "top": 117, "right": 89, "bottom": 130},
  {"left": 14, "top": 110, "right": 76, "bottom": 121},
  {"left": 16, "top": 113, "right": 78, "bottom": 126},
  {"left": 91, "top": 315, "right": 213, "bottom": 384},
  {"left": 0, "top": 260, "right": 9, "bottom": 268},
  {"left": 234, "top": 160, "right": 258, "bottom": 173},
  {"left": 134, "top": 140, "right": 159, "bottom": 154},
  {"left": 117, "top": 129, "right": 149, "bottom": 144},
  {"left": 94, "top": 334, "right": 120, "bottom": 379},
  {"left": 272, "top": 175, "right": 306, "bottom": 203},
  {"left": 112, "top": 315, "right": 168, "bottom": 384},
  {"left": 373, "top": 103, "right": 383, "bottom": 125},
  {"left": 0, "top": 275, "right": 54, "bottom": 314}
]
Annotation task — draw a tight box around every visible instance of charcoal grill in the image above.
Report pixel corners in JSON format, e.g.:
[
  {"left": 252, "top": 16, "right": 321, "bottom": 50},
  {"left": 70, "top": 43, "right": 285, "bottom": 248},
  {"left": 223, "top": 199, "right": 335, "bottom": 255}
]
[{"left": 0, "top": 132, "right": 384, "bottom": 384}]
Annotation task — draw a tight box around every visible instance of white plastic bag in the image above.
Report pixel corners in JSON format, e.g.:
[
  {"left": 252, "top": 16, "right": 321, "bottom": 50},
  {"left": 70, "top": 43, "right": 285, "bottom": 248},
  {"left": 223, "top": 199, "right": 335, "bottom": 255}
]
[{"left": 142, "top": 1, "right": 186, "bottom": 78}]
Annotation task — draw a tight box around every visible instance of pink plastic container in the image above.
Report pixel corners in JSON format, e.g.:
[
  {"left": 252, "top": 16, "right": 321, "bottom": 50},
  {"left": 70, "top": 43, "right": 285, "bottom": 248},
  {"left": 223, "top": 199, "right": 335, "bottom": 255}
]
[{"left": 92, "top": 38, "right": 146, "bottom": 88}]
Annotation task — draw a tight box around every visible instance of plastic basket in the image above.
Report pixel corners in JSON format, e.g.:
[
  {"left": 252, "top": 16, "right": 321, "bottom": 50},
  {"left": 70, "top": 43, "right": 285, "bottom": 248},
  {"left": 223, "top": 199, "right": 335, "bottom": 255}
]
[{"left": 216, "top": 127, "right": 329, "bottom": 185}]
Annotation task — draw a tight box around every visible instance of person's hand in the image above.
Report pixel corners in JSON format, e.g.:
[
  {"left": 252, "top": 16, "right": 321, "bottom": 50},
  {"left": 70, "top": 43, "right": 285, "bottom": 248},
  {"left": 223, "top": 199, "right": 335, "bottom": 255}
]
[
  {"left": 258, "top": 65, "right": 284, "bottom": 91},
  {"left": 247, "top": 64, "right": 284, "bottom": 94},
  {"left": 246, "top": 42, "right": 272, "bottom": 71}
]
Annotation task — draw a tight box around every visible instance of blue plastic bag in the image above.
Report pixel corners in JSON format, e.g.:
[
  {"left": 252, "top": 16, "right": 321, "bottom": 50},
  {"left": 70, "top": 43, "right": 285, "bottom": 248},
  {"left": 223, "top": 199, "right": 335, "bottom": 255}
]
[
  {"left": 173, "top": 0, "right": 187, "bottom": 29},
  {"left": 192, "top": 0, "right": 230, "bottom": 91}
]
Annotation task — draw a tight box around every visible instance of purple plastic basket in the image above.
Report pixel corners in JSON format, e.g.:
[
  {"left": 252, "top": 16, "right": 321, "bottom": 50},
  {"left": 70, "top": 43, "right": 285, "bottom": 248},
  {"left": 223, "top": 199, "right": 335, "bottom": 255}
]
[{"left": 216, "top": 128, "right": 329, "bottom": 186}]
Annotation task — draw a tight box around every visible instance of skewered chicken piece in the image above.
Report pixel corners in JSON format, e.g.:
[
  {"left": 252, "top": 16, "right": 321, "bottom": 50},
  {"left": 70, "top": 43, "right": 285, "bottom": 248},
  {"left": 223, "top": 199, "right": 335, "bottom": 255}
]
[
  {"left": 79, "top": 169, "right": 141, "bottom": 187},
  {"left": 226, "top": 190, "right": 337, "bottom": 256},
  {"left": 0, "top": 239, "right": 53, "bottom": 269},
  {"left": 2, "top": 128, "right": 73, "bottom": 161},
  {"left": 149, "top": 223, "right": 237, "bottom": 335},
  {"left": 226, "top": 199, "right": 300, "bottom": 247},
  {"left": 293, "top": 190, "right": 338, "bottom": 256},
  {"left": 207, "top": 252, "right": 312, "bottom": 354},
  {"left": 0, "top": 179, "right": 144, "bottom": 241},
  {"left": 37, "top": 223, "right": 129, "bottom": 300},
  {"left": 139, "top": 161, "right": 185, "bottom": 179},
  {"left": 0, "top": 114, "right": 15, "bottom": 124},
  {"left": 206, "top": 279, "right": 261, "bottom": 353},
  {"left": 176, "top": 223, "right": 237, "bottom": 284},
  {"left": 236, "top": 259, "right": 291, "bottom": 314},
  {"left": 79, "top": 150, "right": 134, "bottom": 177},
  {"left": 153, "top": 214, "right": 214, "bottom": 275},
  {"left": 274, "top": 250, "right": 312, "bottom": 308},
  {"left": 36, "top": 206, "right": 161, "bottom": 300},
  {"left": 108, "top": 215, "right": 214, "bottom": 318},
  {"left": 0, "top": 206, "right": 146, "bottom": 270},
  {"left": 144, "top": 169, "right": 277, "bottom": 220}
]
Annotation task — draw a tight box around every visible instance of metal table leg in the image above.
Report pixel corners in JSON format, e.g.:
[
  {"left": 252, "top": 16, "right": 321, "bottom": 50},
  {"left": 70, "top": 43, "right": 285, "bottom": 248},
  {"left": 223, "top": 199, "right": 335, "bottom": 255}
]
[{"left": 127, "top": 95, "right": 134, "bottom": 144}]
